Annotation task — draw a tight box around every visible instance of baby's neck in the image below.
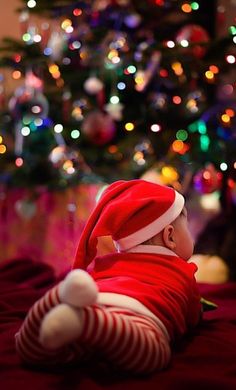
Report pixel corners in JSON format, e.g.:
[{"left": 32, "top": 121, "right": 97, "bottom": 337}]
[{"left": 123, "top": 245, "right": 178, "bottom": 257}]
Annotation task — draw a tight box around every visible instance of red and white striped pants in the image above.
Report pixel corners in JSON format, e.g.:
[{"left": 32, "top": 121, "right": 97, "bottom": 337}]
[{"left": 15, "top": 285, "right": 171, "bottom": 374}]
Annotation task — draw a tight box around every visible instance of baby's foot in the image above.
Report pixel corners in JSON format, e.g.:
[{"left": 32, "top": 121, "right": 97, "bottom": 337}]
[
  {"left": 40, "top": 303, "right": 83, "bottom": 349},
  {"left": 58, "top": 269, "right": 98, "bottom": 307}
]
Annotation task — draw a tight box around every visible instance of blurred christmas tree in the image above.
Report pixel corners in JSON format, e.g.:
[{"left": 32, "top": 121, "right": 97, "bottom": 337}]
[{"left": 0, "top": 0, "right": 235, "bottom": 194}]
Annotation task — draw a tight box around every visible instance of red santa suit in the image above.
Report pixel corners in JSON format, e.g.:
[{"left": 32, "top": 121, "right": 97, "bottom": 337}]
[
  {"left": 15, "top": 179, "right": 202, "bottom": 374},
  {"left": 90, "top": 245, "right": 201, "bottom": 342}
]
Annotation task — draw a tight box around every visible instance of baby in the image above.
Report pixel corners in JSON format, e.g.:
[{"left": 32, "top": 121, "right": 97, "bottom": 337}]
[{"left": 15, "top": 179, "right": 201, "bottom": 374}]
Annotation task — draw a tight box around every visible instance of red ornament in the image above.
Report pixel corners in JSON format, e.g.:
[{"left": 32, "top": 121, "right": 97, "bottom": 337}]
[
  {"left": 176, "top": 24, "right": 210, "bottom": 59},
  {"left": 81, "top": 110, "right": 116, "bottom": 145},
  {"left": 194, "top": 164, "right": 223, "bottom": 194}
]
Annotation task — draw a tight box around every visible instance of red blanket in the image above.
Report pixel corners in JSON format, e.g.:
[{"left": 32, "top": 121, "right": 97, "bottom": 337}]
[{"left": 1, "top": 258, "right": 236, "bottom": 390}]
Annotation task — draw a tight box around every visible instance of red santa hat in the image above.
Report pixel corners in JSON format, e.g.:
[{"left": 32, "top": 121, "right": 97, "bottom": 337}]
[{"left": 73, "top": 179, "right": 184, "bottom": 269}]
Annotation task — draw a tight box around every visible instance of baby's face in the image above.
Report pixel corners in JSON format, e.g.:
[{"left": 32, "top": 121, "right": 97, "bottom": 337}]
[{"left": 172, "top": 207, "right": 194, "bottom": 261}]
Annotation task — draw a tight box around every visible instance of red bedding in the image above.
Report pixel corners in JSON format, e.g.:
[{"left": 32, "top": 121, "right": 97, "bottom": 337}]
[{"left": 1, "top": 258, "right": 236, "bottom": 390}]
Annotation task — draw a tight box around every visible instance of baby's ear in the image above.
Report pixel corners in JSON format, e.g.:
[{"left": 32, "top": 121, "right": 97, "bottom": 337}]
[{"left": 162, "top": 225, "right": 176, "bottom": 250}]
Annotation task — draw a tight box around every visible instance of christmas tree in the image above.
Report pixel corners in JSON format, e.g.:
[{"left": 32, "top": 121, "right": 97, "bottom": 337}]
[{"left": 0, "top": 0, "right": 235, "bottom": 198}]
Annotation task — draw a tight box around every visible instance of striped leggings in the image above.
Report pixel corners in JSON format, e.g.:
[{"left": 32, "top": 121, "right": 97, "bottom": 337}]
[{"left": 15, "top": 285, "right": 171, "bottom": 374}]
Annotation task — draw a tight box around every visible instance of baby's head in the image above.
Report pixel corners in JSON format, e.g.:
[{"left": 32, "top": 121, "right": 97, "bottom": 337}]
[
  {"left": 106, "top": 179, "right": 193, "bottom": 261},
  {"left": 143, "top": 205, "right": 194, "bottom": 261},
  {"left": 74, "top": 179, "right": 194, "bottom": 268}
]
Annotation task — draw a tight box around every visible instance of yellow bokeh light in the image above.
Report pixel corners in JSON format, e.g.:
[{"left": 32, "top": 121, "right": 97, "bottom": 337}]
[
  {"left": 61, "top": 19, "right": 72, "bottom": 30},
  {"left": 125, "top": 122, "right": 135, "bottom": 131},
  {"left": 135, "top": 74, "right": 145, "bottom": 85},
  {"left": 48, "top": 64, "right": 59, "bottom": 74},
  {"left": 161, "top": 166, "right": 179, "bottom": 183},
  {"left": 49, "top": 64, "right": 59, "bottom": 74},
  {"left": 205, "top": 70, "right": 214, "bottom": 80},
  {"left": 186, "top": 99, "right": 197, "bottom": 109},
  {"left": 72, "top": 107, "right": 82, "bottom": 119},
  {"left": 221, "top": 114, "right": 231, "bottom": 123},
  {"left": 133, "top": 151, "right": 144, "bottom": 162},
  {"left": 63, "top": 160, "right": 73, "bottom": 170},
  {"left": 171, "top": 62, "right": 183, "bottom": 76},
  {"left": 0, "top": 144, "right": 7, "bottom": 154},
  {"left": 172, "top": 62, "right": 181, "bottom": 70},
  {"left": 108, "top": 49, "right": 119, "bottom": 60}
]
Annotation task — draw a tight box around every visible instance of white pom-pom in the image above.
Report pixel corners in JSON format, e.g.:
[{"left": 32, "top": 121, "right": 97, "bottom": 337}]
[{"left": 58, "top": 269, "right": 98, "bottom": 307}]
